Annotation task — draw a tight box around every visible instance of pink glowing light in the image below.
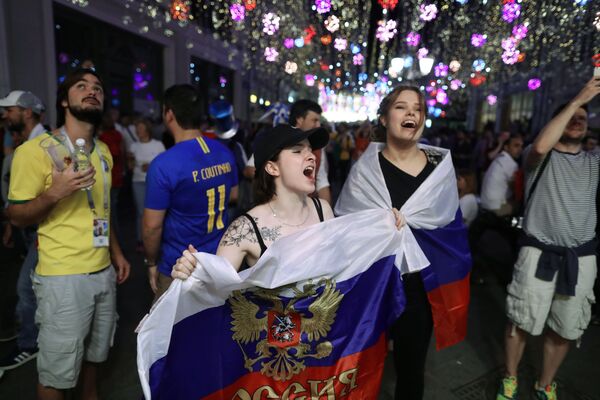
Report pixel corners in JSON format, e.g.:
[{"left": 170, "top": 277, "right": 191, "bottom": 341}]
[
  {"left": 419, "top": 3, "right": 438, "bottom": 22},
  {"left": 502, "top": 50, "right": 520, "bottom": 65},
  {"left": 334, "top": 38, "right": 347, "bottom": 51},
  {"left": 315, "top": 0, "right": 331, "bottom": 14},
  {"left": 283, "top": 38, "right": 294, "bottom": 49},
  {"left": 406, "top": 31, "right": 421, "bottom": 47},
  {"left": 353, "top": 54, "right": 364, "bottom": 65},
  {"left": 502, "top": 2, "right": 521, "bottom": 23},
  {"left": 434, "top": 63, "right": 449, "bottom": 77},
  {"left": 512, "top": 24, "right": 528, "bottom": 40},
  {"left": 230, "top": 4, "right": 245, "bottom": 21},
  {"left": 450, "top": 79, "right": 462, "bottom": 90},
  {"left": 262, "top": 13, "right": 280, "bottom": 35},
  {"left": 487, "top": 94, "right": 497, "bottom": 105},
  {"left": 305, "top": 74, "right": 316, "bottom": 86},
  {"left": 528, "top": 78, "right": 541, "bottom": 91},
  {"left": 264, "top": 47, "right": 279, "bottom": 62},
  {"left": 376, "top": 20, "right": 398, "bottom": 42},
  {"left": 417, "top": 47, "right": 429, "bottom": 59},
  {"left": 471, "top": 33, "right": 487, "bottom": 47}
]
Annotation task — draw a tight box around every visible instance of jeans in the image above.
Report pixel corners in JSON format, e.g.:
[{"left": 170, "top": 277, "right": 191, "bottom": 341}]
[
  {"left": 16, "top": 234, "right": 38, "bottom": 350},
  {"left": 132, "top": 181, "right": 145, "bottom": 242}
]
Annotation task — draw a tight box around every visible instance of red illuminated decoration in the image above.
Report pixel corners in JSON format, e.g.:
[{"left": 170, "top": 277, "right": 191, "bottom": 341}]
[
  {"left": 243, "top": 0, "right": 257, "bottom": 11},
  {"left": 320, "top": 61, "right": 329, "bottom": 71},
  {"left": 470, "top": 73, "right": 486, "bottom": 87},
  {"left": 304, "top": 25, "right": 317, "bottom": 45},
  {"left": 320, "top": 34, "right": 332, "bottom": 45},
  {"left": 377, "top": 0, "right": 398, "bottom": 10},
  {"left": 517, "top": 53, "right": 526, "bottom": 62},
  {"left": 170, "top": 0, "right": 190, "bottom": 22},
  {"left": 592, "top": 54, "right": 600, "bottom": 67}
]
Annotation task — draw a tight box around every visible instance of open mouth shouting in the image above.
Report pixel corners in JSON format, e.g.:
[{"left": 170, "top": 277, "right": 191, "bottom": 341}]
[
  {"left": 303, "top": 165, "right": 315, "bottom": 181},
  {"left": 401, "top": 120, "right": 417, "bottom": 129}
]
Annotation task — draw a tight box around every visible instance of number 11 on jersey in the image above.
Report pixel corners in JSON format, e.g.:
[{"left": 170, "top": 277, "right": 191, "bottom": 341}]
[{"left": 206, "top": 184, "right": 226, "bottom": 233}]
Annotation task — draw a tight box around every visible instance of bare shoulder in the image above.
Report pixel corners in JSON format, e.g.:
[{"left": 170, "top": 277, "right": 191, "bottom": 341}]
[{"left": 316, "top": 198, "right": 335, "bottom": 220}]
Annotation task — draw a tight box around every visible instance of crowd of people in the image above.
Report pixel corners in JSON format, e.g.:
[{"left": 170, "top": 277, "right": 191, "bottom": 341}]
[{"left": 0, "top": 64, "right": 598, "bottom": 400}]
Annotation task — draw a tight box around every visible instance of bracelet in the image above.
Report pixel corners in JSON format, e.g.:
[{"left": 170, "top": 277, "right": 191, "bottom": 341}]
[{"left": 144, "top": 258, "right": 157, "bottom": 268}]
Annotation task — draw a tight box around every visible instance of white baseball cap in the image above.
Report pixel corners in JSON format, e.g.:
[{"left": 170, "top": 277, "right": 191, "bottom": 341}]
[{"left": 0, "top": 91, "right": 45, "bottom": 115}]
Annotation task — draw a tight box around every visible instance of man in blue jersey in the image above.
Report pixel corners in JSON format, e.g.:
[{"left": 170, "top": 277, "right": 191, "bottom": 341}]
[{"left": 142, "top": 85, "right": 238, "bottom": 300}]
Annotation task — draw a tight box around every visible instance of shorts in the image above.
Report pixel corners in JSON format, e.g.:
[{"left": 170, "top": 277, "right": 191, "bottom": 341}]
[
  {"left": 506, "top": 246, "right": 597, "bottom": 340},
  {"left": 33, "top": 266, "right": 117, "bottom": 389}
]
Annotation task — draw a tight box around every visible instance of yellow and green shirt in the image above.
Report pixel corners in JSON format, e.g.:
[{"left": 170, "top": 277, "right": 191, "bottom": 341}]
[{"left": 8, "top": 133, "right": 113, "bottom": 276}]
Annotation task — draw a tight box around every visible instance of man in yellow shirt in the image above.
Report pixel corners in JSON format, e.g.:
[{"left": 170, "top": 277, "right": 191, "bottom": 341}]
[{"left": 7, "top": 67, "right": 130, "bottom": 400}]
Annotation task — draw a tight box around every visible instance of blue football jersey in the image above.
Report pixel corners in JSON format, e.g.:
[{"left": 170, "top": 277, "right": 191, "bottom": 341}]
[{"left": 145, "top": 137, "right": 239, "bottom": 275}]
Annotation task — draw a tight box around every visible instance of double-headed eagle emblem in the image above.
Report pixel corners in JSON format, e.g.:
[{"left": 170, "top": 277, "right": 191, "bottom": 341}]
[{"left": 228, "top": 279, "right": 344, "bottom": 381}]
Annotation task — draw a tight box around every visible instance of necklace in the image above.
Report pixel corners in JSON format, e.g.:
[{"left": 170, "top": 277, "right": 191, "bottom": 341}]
[{"left": 268, "top": 201, "right": 310, "bottom": 227}]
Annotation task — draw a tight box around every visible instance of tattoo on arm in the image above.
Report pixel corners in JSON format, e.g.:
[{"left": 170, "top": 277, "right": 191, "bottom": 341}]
[{"left": 219, "top": 217, "right": 282, "bottom": 247}]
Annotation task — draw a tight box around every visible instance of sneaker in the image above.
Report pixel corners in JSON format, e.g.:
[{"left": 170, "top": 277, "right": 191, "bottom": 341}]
[
  {"left": 534, "top": 381, "right": 557, "bottom": 400},
  {"left": 0, "top": 347, "right": 38, "bottom": 370},
  {"left": 496, "top": 376, "right": 518, "bottom": 400}
]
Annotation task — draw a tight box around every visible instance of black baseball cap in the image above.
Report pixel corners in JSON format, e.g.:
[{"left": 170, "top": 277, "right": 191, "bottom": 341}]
[{"left": 253, "top": 124, "right": 329, "bottom": 170}]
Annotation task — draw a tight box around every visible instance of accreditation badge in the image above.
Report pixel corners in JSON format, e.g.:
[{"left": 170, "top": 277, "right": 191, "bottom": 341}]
[{"left": 93, "top": 218, "right": 109, "bottom": 247}]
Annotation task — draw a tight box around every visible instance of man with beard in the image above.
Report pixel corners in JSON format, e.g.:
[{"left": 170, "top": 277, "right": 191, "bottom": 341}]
[
  {"left": 0, "top": 90, "right": 45, "bottom": 375},
  {"left": 6, "top": 68, "right": 130, "bottom": 400},
  {"left": 497, "top": 77, "right": 600, "bottom": 400}
]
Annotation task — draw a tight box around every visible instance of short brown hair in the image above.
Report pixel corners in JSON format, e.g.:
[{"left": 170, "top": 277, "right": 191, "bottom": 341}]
[{"left": 372, "top": 85, "right": 426, "bottom": 142}]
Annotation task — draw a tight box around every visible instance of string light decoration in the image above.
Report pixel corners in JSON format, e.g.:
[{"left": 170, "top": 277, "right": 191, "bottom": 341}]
[
  {"left": 419, "top": 3, "right": 438, "bottom": 22},
  {"left": 502, "top": 1, "right": 521, "bottom": 24},
  {"left": 230, "top": 4, "right": 245, "bottom": 22},
  {"left": 264, "top": 47, "right": 279, "bottom": 62},
  {"left": 377, "top": 0, "right": 398, "bottom": 10},
  {"left": 353, "top": 53, "right": 364, "bottom": 65},
  {"left": 243, "top": 0, "right": 256, "bottom": 11},
  {"left": 324, "top": 15, "right": 340, "bottom": 33},
  {"left": 406, "top": 31, "right": 421, "bottom": 47},
  {"left": 528, "top": 78, "right": 541, "bottom": 90},
  {"left": 376, "top": 20, "right": 398, "bottom": 42},
  {"left": 262, "top": 12, "right": 280, "bottom": 35},
  {"left": 471, "top": 33, "right": 487, "bottom": 47},
  {"left": 285, "top": 61, "right": 298, "bottom": 74},
  {"left": 315, "top": 0, "right": 331, "bottom": 14},
  {"left": 169, "top": 0, "right": 190, "bottom": 22},
  {"left": 334, "top": 38, "right": 348, "bottom": 51},
  {"left": 487, "top": 94, "right": 497, "bottom": 105},
  {"left": 108, "top": 0, "right": 597, "bottom": 119}
]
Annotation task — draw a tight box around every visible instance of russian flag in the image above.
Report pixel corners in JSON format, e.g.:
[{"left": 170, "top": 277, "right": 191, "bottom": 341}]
[
  {"left": 137, "top": 210, "right": 419, "bottom": 400},
  {"left": 336, "top": 142, "right": 472, "bottom": 350}
]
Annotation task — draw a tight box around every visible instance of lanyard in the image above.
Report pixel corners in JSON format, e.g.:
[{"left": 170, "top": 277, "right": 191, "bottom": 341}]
[{"left": 59, "top": 127, "right": 110, "bottom": 218}]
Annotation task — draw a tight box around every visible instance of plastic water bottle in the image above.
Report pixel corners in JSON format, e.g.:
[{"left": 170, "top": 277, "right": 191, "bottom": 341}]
[
  {"left": 74, "top": 138, "right": 91, "bottom": 190},
  {"left": 74, "top": 138, "right": 91, "bottom": 172}
]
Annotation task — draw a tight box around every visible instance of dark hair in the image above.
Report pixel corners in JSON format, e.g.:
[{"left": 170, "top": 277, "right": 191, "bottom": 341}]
[
  {"left": 252, "top": 152, "right": 281, "bottom": 205},
  {"left": 289, "top": 99, "right": 322, "bottom": 127},
  {"left": 502, "top": 133, "right": 523, "bottom": 148},
  {"left": 135, "top": 118, "right": 154, "bottom": 138},
  {"left": 373, "top": 85, "right": 426, "bottom": 142},
  {"left": 163, "top": 84, "right": 203, "bottom": 129},
  {"left": 55, "top": 67, "right": 104, "bottom": 127},
  {"left": 552, "top": 102, "right": 588, "bottom": 118},
  {"left": 457, "top": 169, "right": 478, "bottom": 196}
]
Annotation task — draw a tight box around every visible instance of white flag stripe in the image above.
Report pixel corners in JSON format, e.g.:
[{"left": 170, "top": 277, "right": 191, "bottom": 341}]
[
  {"left": 335, "top": 142, "right": 459, "bottom": 270},
  {"left": 137, "top": 208, "right": 415, "bottom": 399}
]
